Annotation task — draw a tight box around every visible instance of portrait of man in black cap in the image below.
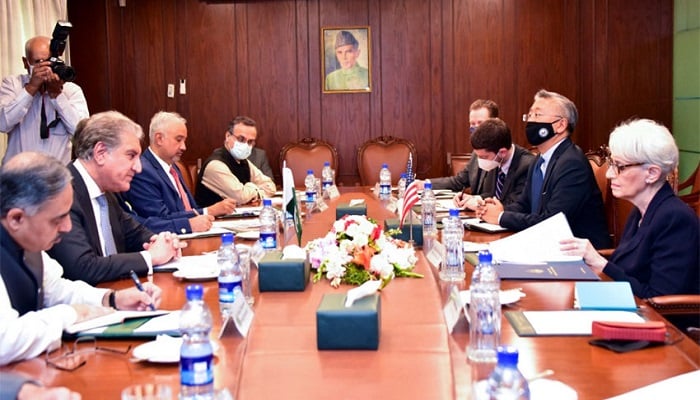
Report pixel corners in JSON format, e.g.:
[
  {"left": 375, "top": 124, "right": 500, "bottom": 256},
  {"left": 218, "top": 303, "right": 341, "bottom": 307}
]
[{"left": 322, "top": 28, "right": 371, "bottom": 92}]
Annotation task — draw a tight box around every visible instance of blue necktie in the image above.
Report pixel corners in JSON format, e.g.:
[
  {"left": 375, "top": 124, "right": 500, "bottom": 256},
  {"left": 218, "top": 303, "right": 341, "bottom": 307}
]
[
  {"left": 495, "top": 169, "right": 505, "bottom": 200},
  {"left": 96, "top": 194, "right": 117, "bottom": 256},
  {"left": 531, "top": 158, "right": 545, "bottom": 213}
]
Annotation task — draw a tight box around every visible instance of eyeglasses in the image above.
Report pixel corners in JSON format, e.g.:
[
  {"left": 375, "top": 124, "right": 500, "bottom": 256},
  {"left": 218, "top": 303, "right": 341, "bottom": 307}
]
[
  {"left": 522, "top": 113, "right": 564, "bottom": 122},
  {"left": 606, "top": 157, "right": 646, "bottom": 176},
  {"left": 228, "top": 132, "right": 256, "bottom": 146},
  {"left": 45, "top": 337, "right": 131, "bottom": 371}
]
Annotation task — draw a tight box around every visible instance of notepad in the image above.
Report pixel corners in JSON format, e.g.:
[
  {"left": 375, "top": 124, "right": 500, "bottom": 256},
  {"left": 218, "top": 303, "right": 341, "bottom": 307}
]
[
  {"left": 462, "top": 218, "right": 508, "bottom": 233},
  {"left": 574, "top": 281, "right": 637, "bottom": 311},
  {"left": 66, "top": 309, "right": 171, "bottom": 335},
  {"left": 505, "top": 310, "right": 645, "bottom": 336}
]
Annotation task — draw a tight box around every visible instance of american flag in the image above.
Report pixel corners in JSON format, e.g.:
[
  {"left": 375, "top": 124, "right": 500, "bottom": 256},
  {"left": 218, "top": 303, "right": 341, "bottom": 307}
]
[
  {"left": 399, "top": 180, "right": 420, "bottom": 228},
  {"left": 405, "top": 153, "right": 414, "bottom": 185}
]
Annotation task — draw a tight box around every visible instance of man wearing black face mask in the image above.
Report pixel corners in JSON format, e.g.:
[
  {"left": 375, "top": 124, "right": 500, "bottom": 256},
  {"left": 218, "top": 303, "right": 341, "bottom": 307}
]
[{"left": 479, "top": 89, "right": 611, "bottom": 249}]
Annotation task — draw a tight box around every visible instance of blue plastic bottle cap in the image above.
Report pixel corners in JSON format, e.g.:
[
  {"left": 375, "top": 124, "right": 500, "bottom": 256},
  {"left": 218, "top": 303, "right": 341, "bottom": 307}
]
[
  {"left": 221, "top": 232, "right": 234, "bottom": 244},
  {"left": 449, "top": 208, "right": 460, "bottom": 217},
  {"left": 496, "top": 346, "right": 519, "bottom": 366},
  {"left": 186, "top": 284, "right": 204, "bottom": 300},
  {"left": 307, "top": 169, "right": 313, "bottom": 174},
  {"left": 324, "top": 161, "right": 330, "bottom": 166},
  {"left": 477, "top": 250, "right": 492, "bottom": 263},
  {"left": 263, "top": 198, "right": 272, "bottom": 206},
  {"left": 424, "top": 182, "right": 432, "bottom": 189},
  {"left": 382, "top": 163, "right": 388, "bottom": 168}
]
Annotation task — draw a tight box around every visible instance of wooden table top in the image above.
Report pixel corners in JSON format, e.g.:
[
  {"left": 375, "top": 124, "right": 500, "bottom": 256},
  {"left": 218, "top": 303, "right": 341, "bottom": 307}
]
[{"left": 2, "top": 188, "right": 698, "bottom": 399}]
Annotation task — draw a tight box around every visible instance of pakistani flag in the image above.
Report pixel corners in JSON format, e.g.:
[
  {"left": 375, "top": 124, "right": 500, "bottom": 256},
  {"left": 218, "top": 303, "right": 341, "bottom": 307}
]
[{"left": 282, "top": 164, "right": 303, "bottom": 245}]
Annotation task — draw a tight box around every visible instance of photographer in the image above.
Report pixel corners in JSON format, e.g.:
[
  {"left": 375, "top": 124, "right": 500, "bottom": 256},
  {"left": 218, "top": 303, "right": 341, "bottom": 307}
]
[{"left": 0, "top": 29, "right": 89, "bottom": 165}]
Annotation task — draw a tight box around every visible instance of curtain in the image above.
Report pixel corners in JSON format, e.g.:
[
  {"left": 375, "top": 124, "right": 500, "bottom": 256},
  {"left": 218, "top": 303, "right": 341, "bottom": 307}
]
[{"left": 0, "top": 0, "right": 67, "bottom": 157}]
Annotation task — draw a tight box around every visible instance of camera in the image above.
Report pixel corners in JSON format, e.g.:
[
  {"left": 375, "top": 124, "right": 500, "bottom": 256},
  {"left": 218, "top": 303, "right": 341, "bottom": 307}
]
[{"left": 48, "top": 21, "right": 76, "bottom": 82}]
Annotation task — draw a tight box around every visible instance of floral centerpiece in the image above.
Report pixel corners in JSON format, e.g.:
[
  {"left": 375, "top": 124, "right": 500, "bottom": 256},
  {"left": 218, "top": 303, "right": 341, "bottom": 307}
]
[{"left": 306, "top": 214, "right": 422, "bottom": 288}]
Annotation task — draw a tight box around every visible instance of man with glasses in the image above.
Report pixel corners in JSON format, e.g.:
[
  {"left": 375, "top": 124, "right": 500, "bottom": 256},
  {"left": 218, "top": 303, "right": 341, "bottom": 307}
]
[
  {"left": 121, "top": 111, "right": 236, "bottom": 234},
  {"left": 479, "top": 89, "right": 611, "bottom": 249},
  {"left": 0, "top": 151, "right": 162, "bottom": 366},
  {"left": 196, "top": 116, "right": 276, "bottom": 206},
  {"left": 0, "top": 36, "right": 89, "bottom": 165}
]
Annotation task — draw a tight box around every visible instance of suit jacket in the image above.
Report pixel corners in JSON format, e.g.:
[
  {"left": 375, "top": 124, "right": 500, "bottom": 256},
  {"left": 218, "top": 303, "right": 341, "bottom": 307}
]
[
  {"left": 248, "top": 147, "right": 274, "bottom": 180},
  {"left": 604, "top": 183, "right": 699, "bottom": 298},
  {"left": 501, "top": 138, "right": 611, "bottom": 249},
  {"left": 431, "top": 146, "right": 536, "bottom": 207},
  {"left": 47, "top": 164, "right": 154, "bottom": 285},
  {"left": 122, "top": 150, "right": 202, "bottom": 234}
]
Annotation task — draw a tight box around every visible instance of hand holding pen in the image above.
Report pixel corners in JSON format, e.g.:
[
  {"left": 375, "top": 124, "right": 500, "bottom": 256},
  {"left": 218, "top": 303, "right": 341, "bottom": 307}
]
[{"left": 128, "top": 270, "right": 160, "bottom": 311}]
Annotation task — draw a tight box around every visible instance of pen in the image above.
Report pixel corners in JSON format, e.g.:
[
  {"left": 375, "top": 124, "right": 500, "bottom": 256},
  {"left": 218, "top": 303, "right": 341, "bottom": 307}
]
[
  {"left": 129, "top": 270, "right": 156, "bottom": 311},
  {"left": 193, "top": 208, "right": 200, "bottom": 216}
]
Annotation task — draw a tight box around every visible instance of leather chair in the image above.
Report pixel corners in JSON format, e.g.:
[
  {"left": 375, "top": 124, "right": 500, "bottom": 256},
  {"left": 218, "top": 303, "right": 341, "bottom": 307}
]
[
  {"left": 279, "top": 137, "right": 338, "bottom": 188},
  {"left": 357, "top": 136, "right": 417, "bottom": 186},
  {"left": 447, "top": 152, "right": 471, "bottom": 176},
  {"left": 678, "top": 161, "right": 700, "bottom": 215},
  {"left": 175, "top": 160, "right": 196, "bottom": 193},
  {"left": 646, "top": 295, "right": 700, "bottom": 343}
]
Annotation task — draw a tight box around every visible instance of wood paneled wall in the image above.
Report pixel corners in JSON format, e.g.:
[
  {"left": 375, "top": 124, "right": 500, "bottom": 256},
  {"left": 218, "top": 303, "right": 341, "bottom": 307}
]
[{"left": 67, "top": 0, "right": 672, "bottom": 185}]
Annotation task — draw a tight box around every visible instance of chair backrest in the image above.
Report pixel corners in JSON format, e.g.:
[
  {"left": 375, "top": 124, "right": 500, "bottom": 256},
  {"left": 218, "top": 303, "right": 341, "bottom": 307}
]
[
  {"left": 357, "top": 136, "right": 417, "bottom": 186},
  {"left": 447, "top": 152, "right": 471, "bottom": 176},
  {"left": 175, "top": 160, "right": 195, "bottom": 193},
  {"left": 279, "top": 137, "right": 339, "bottom": 187},
  {"left": 586, "top": 145, "right": 610, "bottom": 205}
]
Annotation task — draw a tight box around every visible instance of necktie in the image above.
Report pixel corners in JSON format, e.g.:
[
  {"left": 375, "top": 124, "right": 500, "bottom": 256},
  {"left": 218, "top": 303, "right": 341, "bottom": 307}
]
[
  {"left": 96, "top": 194, "right": 117, "bottom": 256},
  {"left": 170, "top": 165, "right": 192, "bottom": 211},
  {"left": 39, "top": 96, "right": 48, "bottom": 139},
  {"left": 531, "top": 157, "right": 545, "bottom": 213},
  {"left": 495, "top": 169, "right": 505, "bottom": 200}
]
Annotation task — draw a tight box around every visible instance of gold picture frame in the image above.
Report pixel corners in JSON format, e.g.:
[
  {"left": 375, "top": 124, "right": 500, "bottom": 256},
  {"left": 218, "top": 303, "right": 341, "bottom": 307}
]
[{"left": 321, "top": 26, "right": 371, "bottom": 93}]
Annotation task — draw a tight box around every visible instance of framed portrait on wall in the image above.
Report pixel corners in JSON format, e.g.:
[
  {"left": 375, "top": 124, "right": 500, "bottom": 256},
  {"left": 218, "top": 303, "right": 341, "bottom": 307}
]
[{"left": 322, "top": 26, "right": 371, "bottom": 93}]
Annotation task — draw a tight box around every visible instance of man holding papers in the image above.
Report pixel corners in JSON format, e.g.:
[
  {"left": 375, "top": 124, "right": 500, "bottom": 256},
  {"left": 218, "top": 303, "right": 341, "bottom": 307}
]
[
  {"left": 561, "top": 119, "right": 699, "bottom": 298},
  {"left": 0, "top": 152, "right": 162, "bottom": 365},
  {"left": 479, "top": 89, "right": 611, "bottom": 249},
  {"left": 121, "top": 111, "right": 236, "bottom": 234}
]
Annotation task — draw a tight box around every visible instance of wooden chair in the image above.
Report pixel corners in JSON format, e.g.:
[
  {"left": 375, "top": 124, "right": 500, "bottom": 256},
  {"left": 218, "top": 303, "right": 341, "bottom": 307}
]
[
  {"left": 646, "top": 295, "right": 700, "bottom": 343},
  {"left": 279, "top": 137, "right": 338, "bottom": 188},
  {"left": 678, "top": 161, "right": 700, "bottom": 215},
  {"left": 447, "top": 152, "right": 471, "bottom": 176},
  {"left": 357, "top": 136, "right": 417, "bottom": 186},
  {"left": 175, "top": 160, "right": 196, "bottom": 193}
]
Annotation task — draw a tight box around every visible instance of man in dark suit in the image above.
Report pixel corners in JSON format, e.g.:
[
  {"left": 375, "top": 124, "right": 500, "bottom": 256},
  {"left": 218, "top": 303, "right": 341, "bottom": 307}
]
[
  {"left": 47, "top": 111, "right": 183, "bottom": 285},
  {"left": 480, "top": 89, "right": 611, "bottom": 249},
  {"left": 122, "top": 111, "right": 236, "bottom": 234},
  {"left": 447, "top": 118, "right": 535, "bottom": 210}
]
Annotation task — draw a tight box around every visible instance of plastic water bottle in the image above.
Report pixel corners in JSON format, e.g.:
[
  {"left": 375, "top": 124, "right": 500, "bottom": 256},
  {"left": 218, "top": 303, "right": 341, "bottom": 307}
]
[
  {"left": 180, "top": 284, "right": 214, "bottom": 399},
  {"left": 422, "top": 181, "right": 437, "bottom": 240},
  {"left": 378, "top": 163, "right": 392, "bottom": 200},
  {"left": 304, "top": 169, "right": 317, "bottom": 214},
  {"left": 440, "top": 208, "right": 465, "bottom": 281},
  {"left": 217, "top": 232, "right": 241, "bottom": 316},
  {"left": 258, "top": 198, "right": 277, "bottom": 250},
  {"left": 468, "top": 249, "right": 501, "bottom": 363},
  {"left": 487, "top": 346, "right": 530, "bottom": 399},
  {"left": 397, "top": 173, "right": 407, "bottom": 199},
  {"left": 321, "top": 161, "right": 334, "bottom": 197}
]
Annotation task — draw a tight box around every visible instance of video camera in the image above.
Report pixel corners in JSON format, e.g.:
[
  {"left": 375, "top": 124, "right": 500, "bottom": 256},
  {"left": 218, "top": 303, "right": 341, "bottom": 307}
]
[{"left": 48, "top": 21, "right": 76, "bottom": 82}]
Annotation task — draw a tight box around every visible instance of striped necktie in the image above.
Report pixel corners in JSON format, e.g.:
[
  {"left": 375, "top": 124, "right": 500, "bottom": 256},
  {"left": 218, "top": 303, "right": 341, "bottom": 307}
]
[
  {"left": 170, "top": 165, "right": 192, "bottom": 211},
  {"left": 495, "top": 169, "right": 505, "bottom": 200},
  {"left": 96, "top": 194, "right": 117, "bottom": 256}
]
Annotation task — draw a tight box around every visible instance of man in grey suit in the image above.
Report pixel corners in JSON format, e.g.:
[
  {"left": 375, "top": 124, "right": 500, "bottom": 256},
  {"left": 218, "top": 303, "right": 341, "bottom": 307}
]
[
  {"left": 248, "top": 146, "right": 274, "bottom": 181},
  {"left": 47, "top": 111, "right": 183, "bottom": 285}
]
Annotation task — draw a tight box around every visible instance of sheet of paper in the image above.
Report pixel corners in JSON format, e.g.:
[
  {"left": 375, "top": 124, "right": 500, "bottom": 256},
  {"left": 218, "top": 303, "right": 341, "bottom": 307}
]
[
  {"left": 462, "top": 218, "right": 508, "bottom": 233},
  {"left": 66, "top": 310, "right": 170, "bottom": 334},
  {"left": 177, "top": 226, "right": 232, "bottom": 240},
  {"left": 488, "top": 212, "right": 581, "bottom": 263},
  {"left": 154, "top": 254, "right": 217, "bottom": 272},
  {"left": 213, "top": 219, "right": 261, "bottom": 232},
  {"left": 605, "top": 370, "right": 700, "bottom": 400},
  {"left": 521, "top": 310, "right": 644, "bottom": 335},
  {"left": 463, "top": 241, "right": 490, "bottom": 253},
  {"left": 436, "top": 199, "right": 463, "bottom": 211}
]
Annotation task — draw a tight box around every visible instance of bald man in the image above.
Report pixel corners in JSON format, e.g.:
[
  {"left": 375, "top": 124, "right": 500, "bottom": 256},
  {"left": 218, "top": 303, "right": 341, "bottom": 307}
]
[{"left": 0, "top": 35, "right": 89, "bottom": 164}]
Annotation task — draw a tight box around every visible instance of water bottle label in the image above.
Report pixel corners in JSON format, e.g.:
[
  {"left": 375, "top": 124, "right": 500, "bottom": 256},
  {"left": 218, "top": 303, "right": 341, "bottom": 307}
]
[
  {"left": 322, "top": 181, "right": 332, "bottom": 190},
  {"left": 218, "top": 279, "right": 242, "bottom": 303},
  {"left": 260, "top": 232, "right": 277, "bottom": 249},
  {"left": 180, "top": 354, "right": 214, "bottom": 386},
  {"left": 446, "top": 247, "right": 462, "bottom": 267},
  {"left": 306, "top": 192, "right": 315, "bottom": 203},
  {"left": 379, "top": 184, "right": 391, "bottom": 195},
  {"left": 477, "top": 306, "right": 496, "bottom": 334}
]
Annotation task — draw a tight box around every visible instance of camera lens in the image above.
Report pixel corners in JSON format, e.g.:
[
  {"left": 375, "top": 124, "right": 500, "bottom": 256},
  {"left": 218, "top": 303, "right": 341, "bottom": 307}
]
[{"left": 52, "top": 63, "right": 76, "bottom": 82}]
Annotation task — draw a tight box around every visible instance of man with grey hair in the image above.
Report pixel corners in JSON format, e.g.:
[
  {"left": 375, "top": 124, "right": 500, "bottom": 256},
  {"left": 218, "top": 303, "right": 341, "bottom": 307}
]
[
  {"left": 47, "top": 111, "right": 183, "bottom": 285},
  {"left": 122, "top": 111, "right": 236, "bottom": 234},
  {"left": 325, "top": 30, "right": 370, "bottom": 91},
  {"left": 1, "top": 151, "right": 162, "bottom": 366},
  {"left": 479, "top": 89, "right": 611, "bottom": 249},
  {"left": 0, "top": 35, "right": 89, "bottom": 165}
]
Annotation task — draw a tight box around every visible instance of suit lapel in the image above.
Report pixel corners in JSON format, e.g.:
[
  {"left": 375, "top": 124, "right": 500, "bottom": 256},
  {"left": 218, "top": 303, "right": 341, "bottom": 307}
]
[{"left": 69, "top": 164, "right": 102, "bottom": 255}]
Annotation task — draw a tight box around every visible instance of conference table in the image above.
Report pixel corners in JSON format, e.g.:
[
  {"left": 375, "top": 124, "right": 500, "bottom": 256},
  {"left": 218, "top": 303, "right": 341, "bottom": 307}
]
[{"left": 2, "top": 188, "right": 698, "bottom": 399}]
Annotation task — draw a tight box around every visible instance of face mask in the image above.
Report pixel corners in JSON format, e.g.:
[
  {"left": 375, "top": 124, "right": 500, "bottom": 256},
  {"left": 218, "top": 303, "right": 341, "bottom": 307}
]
[
  {"left": 230, "top": 140, "right": 252, "bottom": 160},
  {"left": 526, "top": 121, "right": 556, "bottom": 146},
  {"left": 27, "top": 64, "right": 34, "bottom": 76},
  {"left": 469, "top": 126, "right": 477, "bottom": 134},
  {"left": 477, "top": 155, "right": 501, "bottom": 172}
]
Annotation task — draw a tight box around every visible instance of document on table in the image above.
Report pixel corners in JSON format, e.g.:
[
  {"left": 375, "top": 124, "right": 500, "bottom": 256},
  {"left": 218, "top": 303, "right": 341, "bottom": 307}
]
[
  {"left": 213, "top": 218, "right": 261, "bottom": 232},
  {"left": 216, "top": 205, "right": 263, "bottom": 219},
  {"left": 605, "top": 370, "right": 700, "bottom": 400},
  {"left": 462, "top": 218, "right": 508, "bottom": 233},
  {"left": 177, "top": 226, "right": 232, "bottom": 240},
  {"left": 505, "top": 310, "right": 645, "bottom": 336},
  {"left": 489, "top": 212, "right": 580, "bottom": 263},
  {"left": 66, "top": 310, "right": 171, "bottom": 335},
  {"left": 74, "top": 311, "right": 181, "bottom": 338},
  {"left": 154, "top": 254, "right": 218, "bottom": 273}
]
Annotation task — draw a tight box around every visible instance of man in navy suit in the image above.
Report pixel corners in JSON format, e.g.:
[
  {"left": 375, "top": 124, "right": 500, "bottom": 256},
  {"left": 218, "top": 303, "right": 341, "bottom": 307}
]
[
  {"left": 479, "top": 89, "right": 611, "bottom": 249},
  {"left": 122, "top": 112, "right": 236, "bottom": 234},
  {"left": 47, "top": 111, "right": 183, "bottom": 284}
]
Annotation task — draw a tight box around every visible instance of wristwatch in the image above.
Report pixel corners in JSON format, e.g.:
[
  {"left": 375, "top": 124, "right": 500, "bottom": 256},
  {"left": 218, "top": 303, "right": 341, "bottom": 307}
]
[{"left": 108, "top": 290, "right": 118, "bottom": 310}]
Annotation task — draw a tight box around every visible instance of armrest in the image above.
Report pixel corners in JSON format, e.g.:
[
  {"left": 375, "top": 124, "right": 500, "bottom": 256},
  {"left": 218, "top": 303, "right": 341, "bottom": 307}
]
[{"left": 645, "top": 295, "right": 700, "bottom": 316}]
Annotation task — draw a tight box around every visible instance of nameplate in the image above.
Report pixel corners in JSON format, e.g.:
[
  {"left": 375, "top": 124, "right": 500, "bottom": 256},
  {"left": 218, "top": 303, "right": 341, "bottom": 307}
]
[
  {"left": 327, "top": 185, "right": 341, "bottom": 200},
  {"left": 443, "top": 285, "right": 464, "bottom": 333},
  {"left": 218, "top": 295, "right": 254, "bottom": 338},
  {"left": 426, "top": 240, "right": 445, "bottom": 268}
]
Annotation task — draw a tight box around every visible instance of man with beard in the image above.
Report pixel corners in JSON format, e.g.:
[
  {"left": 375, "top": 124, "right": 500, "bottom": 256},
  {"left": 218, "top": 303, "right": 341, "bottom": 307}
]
[
  {"left": 47, "top": 111, "right": 183, "bottom": 285},
  {"left": 121, "top": 111, "right": 236, "bottom": 234}
]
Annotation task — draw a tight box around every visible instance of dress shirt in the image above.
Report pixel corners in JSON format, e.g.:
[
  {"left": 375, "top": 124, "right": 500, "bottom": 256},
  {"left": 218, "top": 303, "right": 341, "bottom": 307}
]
[
  {"left": 0, "top": 74, "right": 89, "bottom": 164},
  {"left": 201, "top": 159, "right": 276, "bottom": 204}
]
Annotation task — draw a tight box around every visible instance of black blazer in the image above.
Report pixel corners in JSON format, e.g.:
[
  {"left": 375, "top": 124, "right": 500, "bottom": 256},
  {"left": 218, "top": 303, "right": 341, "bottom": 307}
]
[
  {"left": 501, "top": 138, "right": 611, "bottom": 249},
  {"left": 431, "top": 145, "right": 536, "bottom": 207},
  {"left": 47, "top": 164, "right": 154, "bottom": 285}
]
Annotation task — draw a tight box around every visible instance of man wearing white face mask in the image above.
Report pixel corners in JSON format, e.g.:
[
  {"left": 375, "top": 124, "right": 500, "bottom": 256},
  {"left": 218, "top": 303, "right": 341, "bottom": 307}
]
[
  {"left": 196, "top": 116, "right": 276, "bottom": 206},
  {"left": 453, "top": 118, "right": 535, "bottom": 210}
]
